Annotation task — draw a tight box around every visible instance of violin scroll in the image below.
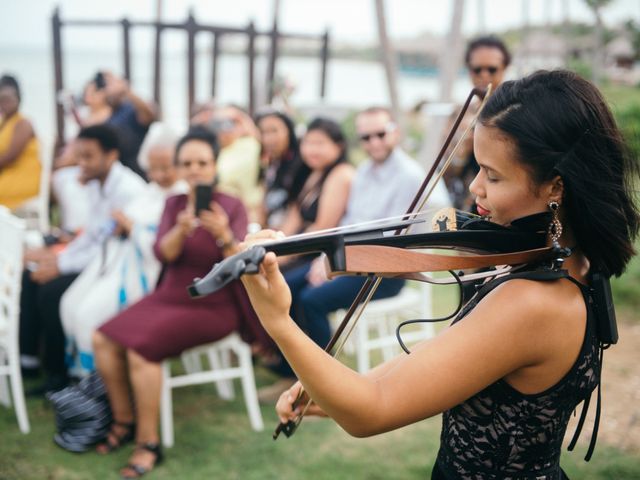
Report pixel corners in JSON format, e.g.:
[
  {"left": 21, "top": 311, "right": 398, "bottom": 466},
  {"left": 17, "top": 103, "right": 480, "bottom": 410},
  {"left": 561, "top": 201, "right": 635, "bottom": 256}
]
[{"left": 188, "top": 246, "right": 267, "bottom": 298}]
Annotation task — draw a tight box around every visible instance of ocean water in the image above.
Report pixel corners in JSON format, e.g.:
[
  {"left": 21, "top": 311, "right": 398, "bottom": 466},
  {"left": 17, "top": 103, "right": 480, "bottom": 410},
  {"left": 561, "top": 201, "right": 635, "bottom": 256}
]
[{"left": 0, "top": 46, "right": 472, "bottom": 149}]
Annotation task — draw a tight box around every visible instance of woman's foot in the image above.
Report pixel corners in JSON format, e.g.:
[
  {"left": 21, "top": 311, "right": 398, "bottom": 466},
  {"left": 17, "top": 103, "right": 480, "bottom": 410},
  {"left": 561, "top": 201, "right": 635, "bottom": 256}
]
[
  {"left": 120, "top": 443, "right": 163, "bottom": 479},
  {"left": 96, "top": 421, "right": 136, "bottom": 454}
]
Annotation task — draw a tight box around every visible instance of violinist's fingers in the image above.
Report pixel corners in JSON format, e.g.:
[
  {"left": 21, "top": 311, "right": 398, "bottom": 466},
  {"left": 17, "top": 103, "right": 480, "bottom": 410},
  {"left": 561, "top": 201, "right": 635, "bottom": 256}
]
[
  {"left": 241, "top": 251, "right": 293, "bottom": 324},
  {"left": 239, "top": 230, "right": 285, "bottom": 251},
  {"left": 260, "top": 251, "right": 288, "bottom": 289},
  {"left": 276, "top": 381, "right": 302, "bottom": 423}
]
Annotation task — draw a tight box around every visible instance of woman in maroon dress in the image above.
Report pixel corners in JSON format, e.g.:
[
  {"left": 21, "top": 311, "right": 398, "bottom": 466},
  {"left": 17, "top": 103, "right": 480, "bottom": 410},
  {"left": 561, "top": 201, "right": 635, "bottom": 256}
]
[{"left": 93, "top": 127, "right": 271, "bottom": 478}]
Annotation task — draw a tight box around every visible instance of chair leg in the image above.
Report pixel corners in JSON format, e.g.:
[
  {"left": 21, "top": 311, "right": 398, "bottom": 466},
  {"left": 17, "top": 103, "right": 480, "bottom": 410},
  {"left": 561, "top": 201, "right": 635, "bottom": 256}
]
[
  {"left": 181, "top": 350, "right": 202, "bottom": 374},
  {"left": 160, "top": 361, "right": 174, "bottom": 448},
  {"left": 236, "top": 343, "right": 264, "bottom": 431},
  {"left": 207, "top": 348, "right": 234, "bottom": 400},
  {"left": 9, "top": 363, "right": 30, "bottom": 433},
  {"left": 0, "top": 374, "right": 10, "bottom": 407}
]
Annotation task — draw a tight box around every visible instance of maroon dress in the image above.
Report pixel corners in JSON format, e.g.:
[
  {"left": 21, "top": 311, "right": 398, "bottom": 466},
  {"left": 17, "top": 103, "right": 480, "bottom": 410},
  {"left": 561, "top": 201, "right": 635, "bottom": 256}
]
[{"left": 99, "top": 192, "right": 272, "bottom": 362}]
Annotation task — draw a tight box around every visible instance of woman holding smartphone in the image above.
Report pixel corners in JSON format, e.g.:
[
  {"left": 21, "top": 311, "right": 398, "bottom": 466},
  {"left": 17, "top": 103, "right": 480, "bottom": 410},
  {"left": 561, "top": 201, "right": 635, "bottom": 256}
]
[{"left": 93, "top": 127, "right": 272, "bottom": 479}]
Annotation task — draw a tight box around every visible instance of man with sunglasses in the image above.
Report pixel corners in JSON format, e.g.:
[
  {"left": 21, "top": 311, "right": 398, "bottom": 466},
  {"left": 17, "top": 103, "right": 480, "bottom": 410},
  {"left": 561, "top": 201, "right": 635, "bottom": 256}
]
[
  {"left": 465, "top": 36, "right": 511, "bottom": 91},
  {"left": 443, "top": 36, "right": 511, "bottom": 211}
]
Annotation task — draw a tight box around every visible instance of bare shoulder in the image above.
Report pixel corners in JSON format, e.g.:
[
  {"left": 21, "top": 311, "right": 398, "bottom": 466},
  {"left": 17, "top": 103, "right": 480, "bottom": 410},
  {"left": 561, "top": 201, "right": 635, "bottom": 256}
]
[
  {"left": 471, "top": 277, "right": 586, "bottom": 360},
  {"left": 14, "top": 117, "right": 35, "bottom": 137},
  {"left": 327, "top": 163, "right": 355, "bottom": 184}
]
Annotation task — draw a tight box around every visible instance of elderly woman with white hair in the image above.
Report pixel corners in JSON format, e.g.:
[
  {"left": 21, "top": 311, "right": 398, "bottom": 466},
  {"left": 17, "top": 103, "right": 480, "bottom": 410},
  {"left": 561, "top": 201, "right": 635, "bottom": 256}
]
[{"left": 60, "top": 123, "right": 187, "bottom": 377}]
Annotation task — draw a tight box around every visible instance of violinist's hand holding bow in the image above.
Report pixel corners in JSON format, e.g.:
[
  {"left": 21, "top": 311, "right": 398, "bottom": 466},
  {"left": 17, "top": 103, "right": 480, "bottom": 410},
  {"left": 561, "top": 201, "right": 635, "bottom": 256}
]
[
  {"left": 239, "top": 230, "right": 294, "bottom": 338},
  {"left": 276, "top": 381, "right": 327, "bottom": 424}
]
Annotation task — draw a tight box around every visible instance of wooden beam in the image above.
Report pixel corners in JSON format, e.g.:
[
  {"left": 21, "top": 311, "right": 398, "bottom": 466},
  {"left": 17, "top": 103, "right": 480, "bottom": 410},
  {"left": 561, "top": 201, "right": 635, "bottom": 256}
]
[
  {"left": 374, "top": 0, "right": 401, "bottom": 123},
  {"left": 320, "top": 29, "right": 330, "bottom": 99},
  {"left": 247, "top": 21, "right": 256, "bottom": 115},
  {"left": 122, "top": 18, "right": 132, "bottom": 81},
  {"left": 211, "top": 33, "right": 220, "bottom": 98},
  {"left": 52, "top": 7, "right": 65, "bottom": 149},
  {"left": 186, "top": 12, "right": 197, "bottom": 118}
]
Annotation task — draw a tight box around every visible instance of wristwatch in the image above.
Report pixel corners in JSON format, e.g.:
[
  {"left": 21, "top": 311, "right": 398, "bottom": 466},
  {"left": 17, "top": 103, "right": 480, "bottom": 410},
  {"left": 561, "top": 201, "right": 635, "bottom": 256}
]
[{"left": 216, "top": 234, "right": 236, "bottom": 250}]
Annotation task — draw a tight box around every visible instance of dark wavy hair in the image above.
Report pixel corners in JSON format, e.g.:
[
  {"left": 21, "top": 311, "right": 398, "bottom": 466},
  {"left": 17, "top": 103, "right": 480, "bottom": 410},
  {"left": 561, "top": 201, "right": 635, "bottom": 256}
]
[
  {"left": 255, "top": 109, "right": 299, "bottom": 157},
  {"left": 465, "top": 35, "right": 511, "bottom": 67},
  {"left": 175, "top": 126, "right": 220, "bottom": 164},
  {"left": 479, "top": 70, "right": 640, "bottom": 277},
  {"left": 0, "top": 74, "right": 21, "bottom": 102},
  {"left": 304, "top": 117, "right": 348, "bottom": 163},
  {"left": 255, "top": 109, "right": 311, "bottom": 200},
  {"left": 303, "top": 117, "right": 349, "bottom": 185}
]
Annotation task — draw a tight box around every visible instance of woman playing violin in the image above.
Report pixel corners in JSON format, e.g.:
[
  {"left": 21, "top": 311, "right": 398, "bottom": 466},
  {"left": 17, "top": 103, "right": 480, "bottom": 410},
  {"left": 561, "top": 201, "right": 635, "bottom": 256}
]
[{"left": 240, "top": 70, "right": 639, "bottom": 479}]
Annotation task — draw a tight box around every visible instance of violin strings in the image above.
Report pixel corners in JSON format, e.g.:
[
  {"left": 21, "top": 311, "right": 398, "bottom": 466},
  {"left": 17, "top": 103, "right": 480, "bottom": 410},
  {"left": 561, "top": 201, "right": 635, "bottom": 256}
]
[{"left": 264, "top": 209, "right": 434, "bottom": 244}]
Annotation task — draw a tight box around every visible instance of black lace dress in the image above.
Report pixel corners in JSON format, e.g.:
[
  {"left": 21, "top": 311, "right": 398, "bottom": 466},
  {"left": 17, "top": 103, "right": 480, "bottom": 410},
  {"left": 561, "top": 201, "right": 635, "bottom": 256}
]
[{"left": 432, "top": 273, "right": 600, "bottom": 480}]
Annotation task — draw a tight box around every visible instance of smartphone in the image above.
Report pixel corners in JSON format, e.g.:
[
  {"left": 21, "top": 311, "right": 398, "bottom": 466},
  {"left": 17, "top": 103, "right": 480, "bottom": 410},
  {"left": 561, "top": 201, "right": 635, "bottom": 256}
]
[
  {"left": 95, "top": 71, "right": 106, "bottom": 90},
  {"left": 195, "top": 183, "right": 213, "bottom": 216}
]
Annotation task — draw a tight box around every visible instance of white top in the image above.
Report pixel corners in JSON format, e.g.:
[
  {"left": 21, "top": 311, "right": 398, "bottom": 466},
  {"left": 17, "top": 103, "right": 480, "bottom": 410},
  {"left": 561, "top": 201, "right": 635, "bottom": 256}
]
[{"left": 57, "top": 162, "right": 146, "bottom": 274}]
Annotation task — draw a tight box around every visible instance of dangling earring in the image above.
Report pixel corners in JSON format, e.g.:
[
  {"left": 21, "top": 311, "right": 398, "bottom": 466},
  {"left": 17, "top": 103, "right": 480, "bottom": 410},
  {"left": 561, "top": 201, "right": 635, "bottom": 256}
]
[{"left": 548, "top": 201, "right": 562, "bottom": 242}]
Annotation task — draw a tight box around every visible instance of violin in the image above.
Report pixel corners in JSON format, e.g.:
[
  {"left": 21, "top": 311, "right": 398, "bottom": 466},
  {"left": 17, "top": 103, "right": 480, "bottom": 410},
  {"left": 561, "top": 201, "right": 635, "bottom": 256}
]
[
  {"left": 187, "top": 85, "right": 570, "bottom": 439},
  {"left": 188, "top": 208, "right": 564, "bottom": 298}
]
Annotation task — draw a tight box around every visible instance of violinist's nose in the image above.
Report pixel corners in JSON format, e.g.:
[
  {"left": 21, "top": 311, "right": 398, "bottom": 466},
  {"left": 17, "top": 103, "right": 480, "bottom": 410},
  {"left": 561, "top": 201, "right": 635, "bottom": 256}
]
[{"left": 469, "top": 169, "right": 484, "bottom": 199}]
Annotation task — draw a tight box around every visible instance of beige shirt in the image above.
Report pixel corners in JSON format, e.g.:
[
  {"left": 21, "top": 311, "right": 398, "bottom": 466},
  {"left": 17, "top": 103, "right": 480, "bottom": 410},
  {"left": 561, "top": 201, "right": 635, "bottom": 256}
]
[{"left": 216, "top": 136, "right": 262, "bottom": 221}]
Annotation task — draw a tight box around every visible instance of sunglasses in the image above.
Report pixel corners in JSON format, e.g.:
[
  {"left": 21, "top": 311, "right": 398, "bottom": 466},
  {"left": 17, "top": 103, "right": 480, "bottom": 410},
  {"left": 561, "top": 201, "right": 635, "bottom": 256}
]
[
  {"left": 209, "top": 118, "right": 236, "bottom": 132},
  {"left": 358, "top": 124, "right": 396, "bottom": 143},
  {"left": 471, "top": 65, "right": 500, "bottom": 75}
]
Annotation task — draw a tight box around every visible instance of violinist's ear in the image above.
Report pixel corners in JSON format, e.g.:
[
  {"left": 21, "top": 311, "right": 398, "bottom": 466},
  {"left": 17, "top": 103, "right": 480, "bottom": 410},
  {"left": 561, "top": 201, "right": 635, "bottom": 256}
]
[{"left": 547, "top": 175, "right": 564, "bottom": 204}]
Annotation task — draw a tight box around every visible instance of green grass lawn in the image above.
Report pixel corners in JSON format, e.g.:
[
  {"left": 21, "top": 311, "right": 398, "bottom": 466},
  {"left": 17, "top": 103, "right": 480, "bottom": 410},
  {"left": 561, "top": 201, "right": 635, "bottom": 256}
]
[
  {"left": 1, "top": 362, "right": 639, "bottom": 480},
  {"left": 1, "top": 276, "right": 638, "bottom": 480},
  {"left": 1, "top": 277, "right": 639, "bottom": 479}
]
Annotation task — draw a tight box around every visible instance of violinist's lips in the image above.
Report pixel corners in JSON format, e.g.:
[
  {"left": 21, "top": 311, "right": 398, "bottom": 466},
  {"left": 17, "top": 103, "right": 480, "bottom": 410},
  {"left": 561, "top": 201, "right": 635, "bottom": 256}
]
[{"left": 476, "top": 204, "right": 491, "bottom": 216}]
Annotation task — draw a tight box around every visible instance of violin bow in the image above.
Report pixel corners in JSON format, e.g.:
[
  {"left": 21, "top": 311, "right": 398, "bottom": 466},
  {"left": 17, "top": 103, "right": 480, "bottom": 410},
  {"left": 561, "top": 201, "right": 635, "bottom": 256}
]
[{"left": 273, "top": 85, "right": 493, "bottom": 439}]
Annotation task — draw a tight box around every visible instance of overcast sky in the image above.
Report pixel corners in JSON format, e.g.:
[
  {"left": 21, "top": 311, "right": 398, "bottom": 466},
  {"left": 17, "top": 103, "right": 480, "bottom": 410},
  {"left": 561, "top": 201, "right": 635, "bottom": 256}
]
[{"left": 1, "top": 0, "right": 639, "bottom": 50}]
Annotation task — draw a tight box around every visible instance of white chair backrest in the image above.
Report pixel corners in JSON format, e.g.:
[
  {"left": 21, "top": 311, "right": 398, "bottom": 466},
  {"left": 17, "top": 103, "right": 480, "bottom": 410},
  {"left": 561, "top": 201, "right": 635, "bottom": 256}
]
[{"left": 0, "top": 210, "right": 25, "bottom": 339}]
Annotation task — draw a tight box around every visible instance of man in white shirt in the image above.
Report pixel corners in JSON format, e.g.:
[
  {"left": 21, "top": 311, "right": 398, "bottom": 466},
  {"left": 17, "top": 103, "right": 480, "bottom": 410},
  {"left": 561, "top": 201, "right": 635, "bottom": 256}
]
[{"left": 20, "top": 124, "right": 145, "bottom": 393}]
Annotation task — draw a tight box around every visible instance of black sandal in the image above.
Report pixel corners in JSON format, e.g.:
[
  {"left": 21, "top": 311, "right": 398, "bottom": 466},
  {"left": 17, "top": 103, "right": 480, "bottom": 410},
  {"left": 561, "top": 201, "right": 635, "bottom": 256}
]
[
  {"left": 120, "top": 443, "right": 164, "bottom": 479},
  {"left": 96, "top": 421, "right": 136, "bottom": 454}
]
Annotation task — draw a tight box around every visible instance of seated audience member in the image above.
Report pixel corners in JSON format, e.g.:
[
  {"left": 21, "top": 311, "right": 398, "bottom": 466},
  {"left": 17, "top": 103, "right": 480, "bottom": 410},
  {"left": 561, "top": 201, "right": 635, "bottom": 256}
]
[
  {"left": 19, "top": 125, "right": 145, "bottom": 393},
  {"left": 60, "top": 126, "right": 187, "bottom": 377},
  {"left": 92, "top": 128, "right": 272, "bottom": 478},
  {"left": 189, "top": 99, "right": 216, "bottom": 127},
  {"left": 0, "top": 74, "right": 41, "bottom": 210},
  {"left": 52, "top": 73, "right": 114, "bottom": 234},
  {"left": 443, "top": 35, "right": 511, "bottom": 211},
  {"left": 255, "top": 109, "right": 310, "bottom": 229},
  {"left": 259, "top": 107, "right": 450, "bottom": 400},
  {"left": 104, "top": 71, "right": 157, "bottom": 179},
  {"left": 209, "top": 105, "right": 263, "bottom": 222},
  {"left": 278, "top": 117, "right": 354, "bottom": 237}
]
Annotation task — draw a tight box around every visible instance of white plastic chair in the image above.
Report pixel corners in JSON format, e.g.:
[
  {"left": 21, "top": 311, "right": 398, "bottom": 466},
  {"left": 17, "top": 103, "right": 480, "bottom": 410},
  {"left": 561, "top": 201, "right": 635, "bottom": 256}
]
[
  {"left": 333, "top": 282, "right": 434, "bottom": 373},
  {"left": 0, "top": 208, "right": 31, "bottom": 433},
  {"left": 160, "top": 332, "right": 263, "bottom": 448}
]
